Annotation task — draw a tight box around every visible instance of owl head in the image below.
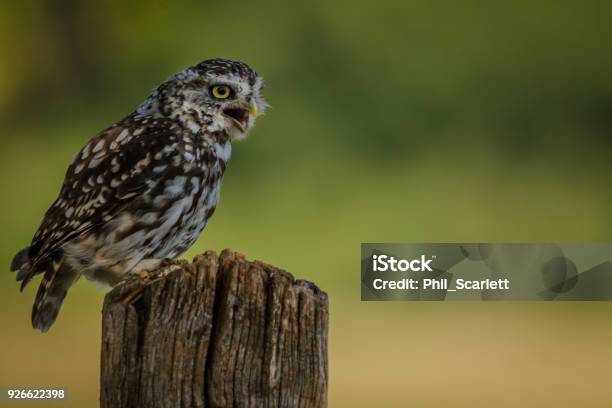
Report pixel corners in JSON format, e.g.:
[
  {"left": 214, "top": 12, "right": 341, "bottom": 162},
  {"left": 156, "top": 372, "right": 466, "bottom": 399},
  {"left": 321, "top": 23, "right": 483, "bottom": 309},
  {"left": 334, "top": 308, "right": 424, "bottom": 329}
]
[{"left": 142, "top": 58, "right": 267, "bottom": 141}]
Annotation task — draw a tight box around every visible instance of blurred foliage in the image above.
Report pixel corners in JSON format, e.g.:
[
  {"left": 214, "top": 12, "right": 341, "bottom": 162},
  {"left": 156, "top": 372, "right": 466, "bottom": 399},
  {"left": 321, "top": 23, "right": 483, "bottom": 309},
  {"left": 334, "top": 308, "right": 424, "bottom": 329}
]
[{"left": 1, "top": 0, "right": 612, "bottom": 406}]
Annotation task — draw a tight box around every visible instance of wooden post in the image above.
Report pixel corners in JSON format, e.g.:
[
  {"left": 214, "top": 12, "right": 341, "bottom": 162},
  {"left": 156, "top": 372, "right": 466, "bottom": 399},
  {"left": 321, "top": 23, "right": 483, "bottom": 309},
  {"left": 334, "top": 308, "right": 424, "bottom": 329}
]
[{"left": 100, "top": 249, "right": 328, "bottom": 408}]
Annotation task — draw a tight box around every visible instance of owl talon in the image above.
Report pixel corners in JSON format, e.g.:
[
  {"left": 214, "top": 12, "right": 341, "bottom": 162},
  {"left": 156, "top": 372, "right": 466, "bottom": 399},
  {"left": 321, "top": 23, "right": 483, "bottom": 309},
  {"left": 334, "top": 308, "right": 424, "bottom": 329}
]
[{"left": 159, "top": 258, "right": 175, "bottom": 268}]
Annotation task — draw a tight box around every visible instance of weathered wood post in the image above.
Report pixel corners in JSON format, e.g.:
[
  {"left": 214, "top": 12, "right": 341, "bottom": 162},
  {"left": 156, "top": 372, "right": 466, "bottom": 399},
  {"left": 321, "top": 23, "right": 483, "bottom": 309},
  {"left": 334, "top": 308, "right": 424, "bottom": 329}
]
[{"left": 100, "top": 249, "right": 328, "bottom": 408}]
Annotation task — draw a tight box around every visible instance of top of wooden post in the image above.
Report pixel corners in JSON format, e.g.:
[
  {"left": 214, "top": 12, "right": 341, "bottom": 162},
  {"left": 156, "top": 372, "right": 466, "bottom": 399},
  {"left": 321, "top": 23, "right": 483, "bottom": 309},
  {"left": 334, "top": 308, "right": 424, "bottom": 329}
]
[{"left": 101, "top": 249, "right": 329, "bottom": 408}]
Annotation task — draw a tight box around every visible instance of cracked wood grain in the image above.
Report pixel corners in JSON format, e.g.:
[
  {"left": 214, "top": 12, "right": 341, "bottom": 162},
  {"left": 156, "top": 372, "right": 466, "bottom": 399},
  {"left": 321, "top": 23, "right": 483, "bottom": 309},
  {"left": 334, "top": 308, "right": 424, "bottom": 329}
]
[{"left": 100, "top": 249, "right": 328, "bottom": 408}]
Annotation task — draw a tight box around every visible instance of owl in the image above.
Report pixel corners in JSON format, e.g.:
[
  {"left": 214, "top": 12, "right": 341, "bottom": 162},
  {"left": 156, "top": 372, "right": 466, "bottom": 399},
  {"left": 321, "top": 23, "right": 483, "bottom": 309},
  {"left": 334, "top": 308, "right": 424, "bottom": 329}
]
[{"left": 10, "top": 58, "right": 266, "bottom": 332}]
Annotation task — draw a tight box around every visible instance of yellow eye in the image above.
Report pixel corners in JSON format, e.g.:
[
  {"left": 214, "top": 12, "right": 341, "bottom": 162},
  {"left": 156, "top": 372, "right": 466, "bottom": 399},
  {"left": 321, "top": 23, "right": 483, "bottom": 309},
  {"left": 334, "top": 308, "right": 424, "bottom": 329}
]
[{"left": 211, "top": 85, "right": 231, "bottom": 99}]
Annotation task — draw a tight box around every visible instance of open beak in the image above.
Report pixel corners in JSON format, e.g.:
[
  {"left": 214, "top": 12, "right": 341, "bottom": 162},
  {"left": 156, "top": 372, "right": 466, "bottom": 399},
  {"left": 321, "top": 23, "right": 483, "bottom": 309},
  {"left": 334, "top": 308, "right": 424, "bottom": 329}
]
[{"left": 223, "top": 102, "right": 258, "bottom": 132}]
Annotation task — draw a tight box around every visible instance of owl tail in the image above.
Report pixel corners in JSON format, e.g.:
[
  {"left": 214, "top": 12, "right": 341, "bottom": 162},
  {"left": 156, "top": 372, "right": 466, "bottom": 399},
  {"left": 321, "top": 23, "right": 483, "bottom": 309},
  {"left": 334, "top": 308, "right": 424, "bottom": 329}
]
[
  {"left": 31, "top": 258, "right": 79, "bottom": 332},
  {"left": 11, "top": 246, "right": 32, "bottom": 282}
]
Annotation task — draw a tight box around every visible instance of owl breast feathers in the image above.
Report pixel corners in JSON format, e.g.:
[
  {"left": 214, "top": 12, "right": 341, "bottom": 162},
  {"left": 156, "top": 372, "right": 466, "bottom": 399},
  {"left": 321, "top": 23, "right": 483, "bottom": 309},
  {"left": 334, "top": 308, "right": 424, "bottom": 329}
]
[{"left": 10, "top": 58, "right": 266, "bottom": 332}]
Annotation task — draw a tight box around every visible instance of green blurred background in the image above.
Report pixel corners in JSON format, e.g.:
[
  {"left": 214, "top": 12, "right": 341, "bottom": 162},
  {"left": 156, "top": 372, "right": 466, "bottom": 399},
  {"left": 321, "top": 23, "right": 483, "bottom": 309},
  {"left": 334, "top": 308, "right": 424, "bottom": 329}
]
[{"left": 1, "top": 0, "right": 612, "bottom": 406}]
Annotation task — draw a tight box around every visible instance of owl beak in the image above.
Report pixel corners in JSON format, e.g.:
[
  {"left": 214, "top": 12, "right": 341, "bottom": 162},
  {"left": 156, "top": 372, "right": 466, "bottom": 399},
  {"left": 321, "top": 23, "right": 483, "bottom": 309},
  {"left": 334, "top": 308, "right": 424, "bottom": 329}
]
[
  {"left": 223, "top": 108, "right": 249, "bottom": 131},
  {"left": 223, "top": 102, "right": 259, "bottom": 132},
  {"left": 249, "top": 102, "right": 258, "bottom": 119}
]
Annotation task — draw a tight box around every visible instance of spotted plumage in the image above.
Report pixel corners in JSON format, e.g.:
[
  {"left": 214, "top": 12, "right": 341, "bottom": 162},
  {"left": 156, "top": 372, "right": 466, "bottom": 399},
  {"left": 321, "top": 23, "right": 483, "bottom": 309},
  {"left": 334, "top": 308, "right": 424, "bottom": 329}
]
[{"left": 10, "top": 58, "right": 266, "bottom": 332}]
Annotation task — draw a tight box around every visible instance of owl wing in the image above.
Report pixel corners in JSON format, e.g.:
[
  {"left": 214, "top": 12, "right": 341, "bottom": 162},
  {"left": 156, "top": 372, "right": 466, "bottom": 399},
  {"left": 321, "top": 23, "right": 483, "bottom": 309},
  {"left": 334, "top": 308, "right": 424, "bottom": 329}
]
[{"left": 19, "top": 116, "right": 186, "bottom": 289}]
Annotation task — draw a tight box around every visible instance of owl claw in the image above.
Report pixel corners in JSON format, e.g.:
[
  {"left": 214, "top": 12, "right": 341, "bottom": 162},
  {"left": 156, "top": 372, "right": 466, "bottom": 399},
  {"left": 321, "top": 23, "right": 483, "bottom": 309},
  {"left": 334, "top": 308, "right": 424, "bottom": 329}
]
[{"left": 159, "top": 258, "right": 175, "bottom": 268}]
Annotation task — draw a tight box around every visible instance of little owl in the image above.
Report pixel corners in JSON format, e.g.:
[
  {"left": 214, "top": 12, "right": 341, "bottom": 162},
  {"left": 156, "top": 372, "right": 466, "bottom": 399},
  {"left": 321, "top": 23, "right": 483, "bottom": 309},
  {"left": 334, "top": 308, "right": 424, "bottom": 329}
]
[{"left": 10, "top": 58, "right": 266, "bottom": 332}]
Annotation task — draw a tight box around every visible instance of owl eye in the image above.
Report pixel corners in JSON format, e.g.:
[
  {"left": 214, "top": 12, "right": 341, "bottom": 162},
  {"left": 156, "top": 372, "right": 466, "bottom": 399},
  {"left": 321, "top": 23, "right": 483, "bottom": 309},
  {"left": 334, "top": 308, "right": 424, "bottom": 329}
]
[{"left": 211, "top": 85, "right": 232, "bottom": 99}]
